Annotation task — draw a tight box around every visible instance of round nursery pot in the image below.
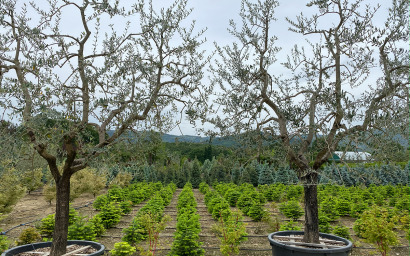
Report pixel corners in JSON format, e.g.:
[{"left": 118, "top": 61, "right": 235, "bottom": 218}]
[
  {"left": 268, "top": 231, "right": 352, "bottom": 256},
  {"left": 1, "top": 240, "right": 105, "bottom": 256}
]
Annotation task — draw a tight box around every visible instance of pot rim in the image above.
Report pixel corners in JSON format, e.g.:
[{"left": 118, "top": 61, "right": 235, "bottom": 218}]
[
  {"left": 268, "top": 231, "right": 352, "bottom": 253},
  {"left": 1, "top": 240, "right": 105, "bottom": 256}
]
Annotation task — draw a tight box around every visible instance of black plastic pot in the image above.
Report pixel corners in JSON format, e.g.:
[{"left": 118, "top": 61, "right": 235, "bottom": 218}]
[
  {"left": 268, "top": 231, "right": 352, "bottom": 256},
  {"left": 1, "top": 240, "right": 105, "bottom": 256}
]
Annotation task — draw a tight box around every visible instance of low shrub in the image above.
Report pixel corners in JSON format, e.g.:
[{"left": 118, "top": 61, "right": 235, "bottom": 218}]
[
  {"left": 286, "top": 185, "right": 303, "bottom": 201},
  {"left": 279, "top": 220, "right": 302, "bottom": 231},
  {"left": 169, "top": 211, "right": 203, "bottom": 256},
  {"left": 225, "top": 189, "right": 241, "bottom": 207},
  {"left": 110, "top": 241, "right": 136, "bottom": 256},
  {"left": 353, "top": 206, "right": 399, "bottom": 256},
  {"left": 17, "top": 227, "right": 41, "bottom": 245},
  {"left": 119, "top": 200, "right": 133, "bottom": 215},
  {"left": 137, "top": 212, "right": 171, "bottom": 256},
  {"left": 318, "top": 214, "right": 332, "bottom": 234},
  {"left": 237, "top": 193, "right": 255, "bottom": 215},
  {"left": 21, "top": 168, "right": 43, "bottom": 194},
  {"left": 199, "top": 182, "right": 210, "bottom": 194},
  {"left": 335, "top": 199, "right": 351, "bottom": 216},
  {"left": 250, "top": 191, "right": 266, "bottom": 205},
  {"left": 68, "top": 219, "right": 97, "bottom": 241},
  {"left": 204, "top": 190, "right": 219, "bottom": 206},
  {"left": 388, "top": 197, "right": 397, "bottom": 207},
  {"left": 319, "top": 196, "right": 339, "bottom": 221},
  {"left": 248, "top": 203, "right": 266, "bottom": 222},
  {"left": 98, "top": 202, "right": 122, "bottom": 229},
  {"left": 265, "top": 215, "right": 281, "bottom": 232},
  {"left": 38, "top": 214, "right": 55, "bottom": 237},
  {"left": 208, "top": 196, "right": 224, "bottom": 215},
  {"left": 107, "top": 185, "right": 126, "bottom": 202},
  {"left": 399, "top": 214, "right": 410, "bottom": 241},
  {"left": 373, "top": 193, "right": 385, "bottom": 206},
  {"left": 350, "top": 201, "right": 369, "bottom": 218},
  {"left": 43, "top": 183, "right": 56, "bottom": 204},
  {"left": 395, "top": 197, "right": 409, "bottom": 212},
  {"left": 93, "top": 194, "right": 109, "bottom": 210},
  {"left": 128, "top": 189, "right": 146, "bottom": 205},
  {"left": 279, "top": 200, "right": 304, "bottom": 221},
  {"left": 211, "top": 200, "right": 230, "bottom": 221},
  {"left": 332, "top": 225, "right": 351, "bottom": 240},
  {"left": 214, "top": 210, "right": 247, "bottom": 256},
  {"left": 38, "top": 207, "right": 79, "bottom": 237},
  {"left": 122, "top": 218, "right": 147, "bottom": 245},
  {"left": 352, "top": 218, "right": 365, "bottom": 238},
  {"left": 0, "top": 230, "right": 9, "bottom": 254},
  {"left": 271, "top": 189, "right": 283, "bottom": 202},
  {"left": 68, "top": 207, "right": 80, "bottom": 225},
  {"left": 89, "top": 215, "right": 105, "bottom": 237}
]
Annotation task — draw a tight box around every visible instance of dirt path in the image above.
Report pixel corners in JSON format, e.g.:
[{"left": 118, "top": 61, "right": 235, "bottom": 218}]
[{"left": 194, "top": 188, "right": 222, "bottom": 256}]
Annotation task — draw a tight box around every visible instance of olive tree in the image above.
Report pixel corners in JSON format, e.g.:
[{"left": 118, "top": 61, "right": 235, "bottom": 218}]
[
  {"left": 0, "top": 0, "right": 207, "bottom": 254},
  {"left": 200, "top": 0, "right": 408, "bottom": 243}
]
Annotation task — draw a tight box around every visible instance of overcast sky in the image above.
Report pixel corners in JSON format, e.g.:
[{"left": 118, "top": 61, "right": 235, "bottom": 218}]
[{"left": 3, "top": 0, "right": 393, "bottom": 136}]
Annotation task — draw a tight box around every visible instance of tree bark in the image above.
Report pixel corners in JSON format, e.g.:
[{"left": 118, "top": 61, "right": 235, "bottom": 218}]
[
  {"left": 301, "top": 170, "right": 319, "bottom": 243},
  {"left": 50, "top": 173, "right": 71, "bottom": 256}
]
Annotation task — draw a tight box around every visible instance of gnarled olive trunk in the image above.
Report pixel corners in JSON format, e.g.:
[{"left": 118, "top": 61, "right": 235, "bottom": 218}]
[
  {"left": 50, "top": 173, "right": 71, "bottom": 256},
  {"left": 301, "top": 170, "right": 319, "bottom": 243}
]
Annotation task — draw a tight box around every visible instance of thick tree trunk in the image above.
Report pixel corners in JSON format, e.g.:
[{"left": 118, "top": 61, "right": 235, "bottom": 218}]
[
  {"left": 302, "top": 170, "right": 319, "bottom": 243},
  {"left": 50, "top": 174, "right": 71, "bottom": 256}
]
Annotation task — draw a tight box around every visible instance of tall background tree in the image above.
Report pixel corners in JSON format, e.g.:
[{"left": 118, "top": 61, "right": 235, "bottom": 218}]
[
  {"left": 0, "top": 0, "right": 207, "bottom": 254},
  {"left": 195, "top": 0, "right": 409, "bottom": 243}
]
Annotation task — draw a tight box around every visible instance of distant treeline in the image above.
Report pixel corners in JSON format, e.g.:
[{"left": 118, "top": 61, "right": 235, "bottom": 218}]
[{"left": 106, "top": 160, "right": 409, "bottom": 188}]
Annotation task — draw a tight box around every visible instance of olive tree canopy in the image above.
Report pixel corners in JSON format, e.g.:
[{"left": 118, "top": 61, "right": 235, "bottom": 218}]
[
  {"left": 0, "top": 0, "right": 208, "bottom": 254},
  {"left": 195, "top": 0, "right": 409, "bottom": 243}
]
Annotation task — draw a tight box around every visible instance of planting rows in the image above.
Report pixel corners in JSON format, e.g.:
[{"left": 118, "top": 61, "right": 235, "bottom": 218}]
[{"left": 1, "top": 182, "right": 409, "bottom": 256}]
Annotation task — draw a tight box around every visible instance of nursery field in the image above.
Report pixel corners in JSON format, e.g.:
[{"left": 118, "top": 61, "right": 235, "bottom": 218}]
[{"left": 0, "top": 182, "right": 409, "bottom": 256}]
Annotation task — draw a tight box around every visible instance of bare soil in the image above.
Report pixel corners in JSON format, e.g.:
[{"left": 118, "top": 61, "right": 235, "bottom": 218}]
[
  {"left": 1, "top": 188, "right": 409, "bottom": 256},
  {"left": 0, "top": 189, "right": 102, "bottom": 243}
]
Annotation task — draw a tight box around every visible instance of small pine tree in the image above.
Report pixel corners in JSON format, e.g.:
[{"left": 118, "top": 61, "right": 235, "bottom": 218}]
[
  {"left": 164, "top": 165, "right": 176, "bottom": 184},
  {"left": 201, "top": 159, "right": 213, "bottom": 184},
  {"left": 210, "top": 161, "right": 227, "bottom": 183},
  {"left": 21, "top": 168, "right": 43, "bottom": 194},
  {"left": 247, "top": 160, "right": 259, "bottom": 186},
  {"left": 191, "top": 159, "right": 202, "bottom": 189},
  {"left": 203, "top": 144, "right": 213, "bottom": 162},
  {"left": 0, "top": 167, "right": 26, "bottom": 213},
  {"left": 257, "top": 163, "right": 274, "bottom": 185},
  {"left": 239, "top": 168, "right": 252, "bottom": 184},
  {"left": 182, "top": 159, "right": 193, "bottom": 181},
  {"left": 43, "top": 183, "right": 56, "bottom": 205},
  {"left": 231, "top": 165, "right": 242, "bottom": 185},
  {"left": 175, "top": 167, "right": 187, "bottom": 188}
]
